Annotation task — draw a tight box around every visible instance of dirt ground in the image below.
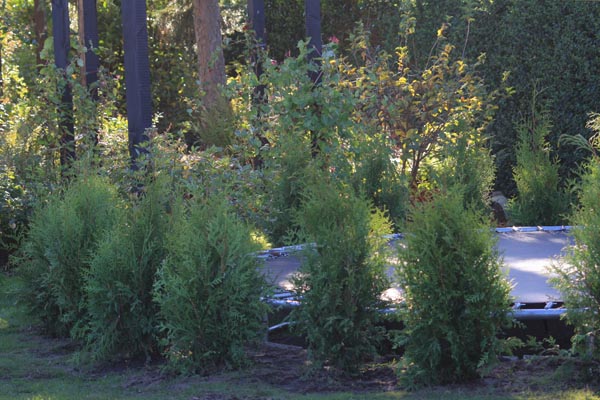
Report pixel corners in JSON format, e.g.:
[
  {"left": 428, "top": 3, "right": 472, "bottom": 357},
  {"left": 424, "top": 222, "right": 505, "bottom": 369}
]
[
  {"left": 109, "top": 339, "right": 600, "bottom": 397},
  {"left": 6, "top": 322, "right": 600, "bottom": 398}
]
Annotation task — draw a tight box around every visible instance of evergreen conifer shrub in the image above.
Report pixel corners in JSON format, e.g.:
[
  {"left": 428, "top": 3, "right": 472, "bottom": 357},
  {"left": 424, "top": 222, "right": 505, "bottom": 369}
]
[
  {"left": 154, "top": 195, "right": 268, "bottom": 373},
  {"left": 80, "top": 181, "right": 170, "bottom": 361},
  {"left": 291, "top": 180, "right": 392, "bottom": 372},
  {"left": 351, "top": 138, "right": 409, "bottom": 229},
  {"left": 396, "top": 188, "right": 513, "bottom": 386},
  {"left": 18, "top": 175, "right": 120, "bottom": 337},
  {"left": 509, "top": 105, "right": 569, "bottom": 226},
  {"left": 552, "top": 157, "right": 600, "bottom": 360}
]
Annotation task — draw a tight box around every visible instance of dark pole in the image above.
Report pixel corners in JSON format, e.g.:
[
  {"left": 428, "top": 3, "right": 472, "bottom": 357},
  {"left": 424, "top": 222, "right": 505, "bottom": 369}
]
[
  {"left": 305, "top": 0, "right": 322, "bottom": 86},
  {"left": 248, "top": 0, "right": 266, "bottom": 84},
  {"left": 121, "top": 0, "right": 152, "bottom": 167},
  {"left": 79, "top": 0, "right": 100, "bottom": 144},
  {"left": 81, "top": 0, "right": 99, "bottom": 96},
  {"left": 51, "top": 0, "right": 76, "bottom": 168},
  {"left": 248, "top": 0, "right": 269, "bottom": 167},
  {"left": 305, "top": 0, "right": 322, "bottom": 158}
]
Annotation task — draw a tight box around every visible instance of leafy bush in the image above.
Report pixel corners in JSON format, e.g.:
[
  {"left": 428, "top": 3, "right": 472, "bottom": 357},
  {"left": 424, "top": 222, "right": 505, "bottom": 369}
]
[
  {"left": 154, "top": 194, "right": 268, "bottom": 374},
  {"left": 291, "top": 179, "right": 392, "bottom": 372},
  {"left": 508, "top": 103, "right": 569, "bottom": 226},
  {"left": 18, "top": 175, "right": 120, "bottom": 337},
  {"left": 396, "top": 188, "right": 513, "bottom": 386},
  {"left": 79, "top": 180, "right": 171, "bottom": 361},
  {"left": 552, "top": 152, "right": 600, "bottom": 360}
]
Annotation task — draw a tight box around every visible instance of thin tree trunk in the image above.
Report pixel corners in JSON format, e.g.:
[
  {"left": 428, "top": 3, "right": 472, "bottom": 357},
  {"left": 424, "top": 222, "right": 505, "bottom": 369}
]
[
  {"left": 77, "top": 0, "right": 99, "bottom": 90},
  {"left": 248, "top": 0, "right": 269, "bottom": 167},
  {"left": 77, "top": 0, "right": 86, "bottom": 85},
  {"left": 52, "top": 0, "right": 76, "bottom": 169},
  {"left": 305, "top": 0, "right": 322, "bottom": 158},
  {"left": 77, "top": 0, "right": 100, "bottom": 144},
  {"left": 120, "top": 0, "right": 152, "bottom": 167},
  {"left": 34, "top": 0, "right": 47, "bottom": 67},
  {"left": 192, "top": 0, "right": 226, "bottom": 108},
  {"left": 0, "top": 41, "right": 3, "bottom": 97},
  {"left": 0, "top": 0, "right": 4, "bottom": 96}
]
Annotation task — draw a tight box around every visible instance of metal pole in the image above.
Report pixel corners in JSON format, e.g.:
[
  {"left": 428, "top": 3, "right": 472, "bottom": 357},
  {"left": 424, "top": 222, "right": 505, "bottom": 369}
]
[{"left": 121, "top": 0, "right": 152, "bottom": 167}]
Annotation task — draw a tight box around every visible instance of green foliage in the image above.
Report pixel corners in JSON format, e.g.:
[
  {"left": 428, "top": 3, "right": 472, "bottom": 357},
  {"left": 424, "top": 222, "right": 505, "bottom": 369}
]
[
  {"left": 471, "top": 0, "right": 600, "bottom": 193},
  {"left": 341, "top": 26, "right": 495, "bottom": 193},
  {"left": 0, "top": 165, "right": 28, "bottom": 267},
  {"left": 154, "top": 194, "right": 267, "bottom": 374},
  {"left": 183, "top": 95, "right": 236, "bottom": 148},
  {"left": 259, "top": 40, "right": 356, "bottom": 243},
  {"left": 396, "top": 188, "right": 513, "bottom": 387},
  {"left": 291, "top": 179, "right": 392, "bottom": 372},
  {"left": 79, "top": 180, "right": 171, "bottom": 361},
  {"left": 428, "top": 132, "right": 496, "bottom": 216},
  {"left": 350, "top": 136, "right": 409, "bottom": 228},
  {"left": 551, "top": 141, "right": 600, "bottom": 361},
  {"left": 508, "top": 102, "right": 569, "bottom": 226},
  {"left": 17, "top": 175, "right": 120, "bottom": 337}
]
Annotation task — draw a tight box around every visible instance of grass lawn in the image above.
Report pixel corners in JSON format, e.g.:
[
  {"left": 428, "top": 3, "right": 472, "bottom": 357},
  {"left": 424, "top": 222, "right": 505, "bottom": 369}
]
[{"left": 1, "top": 272, "right": 599, "bottom": 400}]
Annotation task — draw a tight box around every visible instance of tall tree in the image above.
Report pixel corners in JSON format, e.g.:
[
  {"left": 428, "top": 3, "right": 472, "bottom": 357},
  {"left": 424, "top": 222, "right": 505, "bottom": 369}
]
[{"left": 192, "top": 0, "right": 226, "bottom": 108}]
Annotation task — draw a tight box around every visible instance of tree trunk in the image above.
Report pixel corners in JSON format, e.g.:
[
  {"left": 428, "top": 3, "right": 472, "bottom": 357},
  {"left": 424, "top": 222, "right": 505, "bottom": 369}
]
[
  {"left": 34, "top": 0, "right": 47, "bottom": 67},
  {"left": 121, "top": 0, "right": 152, "bottom": 167},
  {"left": 77, "top": 0, "right": 100, "bottom": 144},
  {"left": 248, "top": 0, "right": 269, "bottom": 167},
  {"left": 0, "top": 41, "right": 3, "bottom": 98},
  {"left": 77, "top": 0, "right": 99, "bottom": 89},
  {"left": 192, "top": 0, "right": 226, "bottom": 108},
  {"left": 51, "top": 0, "right": 76, "bottom": 169}
]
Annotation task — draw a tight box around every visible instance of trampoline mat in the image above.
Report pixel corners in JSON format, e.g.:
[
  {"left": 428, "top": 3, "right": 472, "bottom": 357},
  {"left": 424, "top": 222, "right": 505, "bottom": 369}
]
[{"left": 262, "top": 230, "right": 574, "bottom": 304}]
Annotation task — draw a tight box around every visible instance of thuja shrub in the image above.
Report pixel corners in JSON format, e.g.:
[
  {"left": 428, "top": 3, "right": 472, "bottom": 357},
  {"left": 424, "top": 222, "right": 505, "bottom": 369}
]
[
  {"left": 80, "top": 180, "right": 171, "bottom": 361},
  {"left": 265, "top": 131, "right": 313, "bottom": 244},
  {"left": 396, "top": 188, "right": 513, "bottom": 386},
  {"left": 351, "top": 137, "right": 409, "bottom": 229},
  {"left": 430, "top": 134, "right": 496, "bottom": 217},
  {"left": 509, "top": 105, "right": 569, "bottom": 226},
  {"left": 291, "top": 179, "right": 392, "bottom": 372},
  {"left": 154, "top": 194, "right": 268, "bottom": 374},
  {"left": 18, "top": 175, "right": 120, "bottom": 337},
  {"left": 552, "top": 157, "right": 600, "bottom": 360}
]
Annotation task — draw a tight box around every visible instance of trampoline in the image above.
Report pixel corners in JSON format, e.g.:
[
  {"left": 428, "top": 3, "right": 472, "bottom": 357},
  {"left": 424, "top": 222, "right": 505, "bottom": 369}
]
[{"left": 261, "top": 227, "right": 574, "bottom": 305}]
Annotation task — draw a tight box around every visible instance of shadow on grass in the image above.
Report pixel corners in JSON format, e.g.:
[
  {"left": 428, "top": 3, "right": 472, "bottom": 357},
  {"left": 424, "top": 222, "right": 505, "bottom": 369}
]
[{"left": 1, "top": 272, "right": 599, "bottom": 400}]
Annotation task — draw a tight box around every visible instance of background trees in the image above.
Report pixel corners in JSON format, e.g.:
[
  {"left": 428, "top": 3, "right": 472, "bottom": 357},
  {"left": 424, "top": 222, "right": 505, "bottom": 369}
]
[{"left": 1, "top": 0, "right": 600, "bottom": 249}]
